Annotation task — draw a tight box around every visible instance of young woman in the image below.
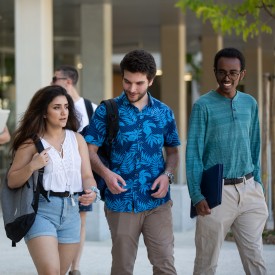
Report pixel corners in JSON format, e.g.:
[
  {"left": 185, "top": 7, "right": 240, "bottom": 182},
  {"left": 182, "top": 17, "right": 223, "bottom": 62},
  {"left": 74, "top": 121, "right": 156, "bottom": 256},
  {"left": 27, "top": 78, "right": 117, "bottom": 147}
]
[{"left": 8, "top": 85, "right": 100, "bottom": 275}]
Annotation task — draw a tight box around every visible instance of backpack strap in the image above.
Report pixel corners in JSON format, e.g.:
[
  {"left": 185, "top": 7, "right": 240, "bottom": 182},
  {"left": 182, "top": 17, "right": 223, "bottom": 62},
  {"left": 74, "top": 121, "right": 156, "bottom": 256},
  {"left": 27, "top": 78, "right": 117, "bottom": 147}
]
[
  {"left": 32, "top": 137, "right": 47, "bottom": 212},
  {"left": 101, "top": 99, "right": 119, "bottom": 144},
  {"left": 84, "top": 98, "right": 94, "bottom": 120}
]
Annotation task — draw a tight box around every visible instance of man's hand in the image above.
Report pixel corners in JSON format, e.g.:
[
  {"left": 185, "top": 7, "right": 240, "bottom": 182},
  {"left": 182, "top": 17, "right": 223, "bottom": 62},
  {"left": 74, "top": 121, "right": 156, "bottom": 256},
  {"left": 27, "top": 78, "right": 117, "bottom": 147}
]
[
  {"left": 105, "top": 171, "right": 127, "bottom": 195},
  {"left": 151, "top": 174, "right": 169, "bottom": 198},
  {"left": 195, "top": 200, "right": 211, "bottom": 216}
]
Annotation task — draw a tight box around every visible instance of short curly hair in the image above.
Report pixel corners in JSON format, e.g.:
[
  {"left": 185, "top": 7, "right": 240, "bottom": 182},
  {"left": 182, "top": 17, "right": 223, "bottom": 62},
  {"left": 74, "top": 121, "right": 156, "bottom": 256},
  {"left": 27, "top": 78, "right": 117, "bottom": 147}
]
[{"left": 120, "top": 49, "right": 157, "bottom": 81}]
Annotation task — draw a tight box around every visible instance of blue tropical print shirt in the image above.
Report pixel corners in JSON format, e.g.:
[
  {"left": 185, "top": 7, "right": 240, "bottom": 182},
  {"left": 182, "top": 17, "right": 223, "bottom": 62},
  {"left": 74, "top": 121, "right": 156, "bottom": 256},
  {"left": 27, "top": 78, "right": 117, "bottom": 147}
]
[{"left": 85, "top": 92, "right": 181, "bottom": 213}]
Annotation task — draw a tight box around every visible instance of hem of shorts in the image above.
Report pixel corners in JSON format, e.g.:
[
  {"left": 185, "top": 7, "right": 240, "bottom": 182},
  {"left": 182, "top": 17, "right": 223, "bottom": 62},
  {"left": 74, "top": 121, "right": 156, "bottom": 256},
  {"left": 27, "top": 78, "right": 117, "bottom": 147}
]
[
  {"left": 24, "top": 233, "right": 80, "bottom": 244},
  {"left": 24, "top": 232, "right": 56, "bottom": 243},
  {"left": 58, "top": 239, "right": 80, "bottom": 244}
]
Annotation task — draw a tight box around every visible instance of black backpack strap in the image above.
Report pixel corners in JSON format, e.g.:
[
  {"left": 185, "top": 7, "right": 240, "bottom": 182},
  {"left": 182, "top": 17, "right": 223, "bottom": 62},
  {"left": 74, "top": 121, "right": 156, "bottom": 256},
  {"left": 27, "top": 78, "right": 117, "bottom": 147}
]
[
  {"left": 32, "top": 137, "right": 48, "bottom": 212},
  {"left": 101, "top": 99, "right": 119, "bottom": 144},
  {"left": 84, "top": 98, "right": 94, "bottom": 120}
]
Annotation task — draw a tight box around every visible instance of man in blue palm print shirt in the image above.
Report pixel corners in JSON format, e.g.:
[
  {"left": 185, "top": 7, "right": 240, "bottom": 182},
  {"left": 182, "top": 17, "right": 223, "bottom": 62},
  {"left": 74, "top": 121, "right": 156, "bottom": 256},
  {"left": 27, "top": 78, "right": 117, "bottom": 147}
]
[{"left": 85, "top": 49, "right": 180, "bottom": 275}]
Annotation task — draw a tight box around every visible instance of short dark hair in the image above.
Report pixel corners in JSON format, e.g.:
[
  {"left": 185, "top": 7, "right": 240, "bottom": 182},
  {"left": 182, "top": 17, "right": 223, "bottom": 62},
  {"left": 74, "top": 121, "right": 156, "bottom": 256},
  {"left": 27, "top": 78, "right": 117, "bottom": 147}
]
[
  {"left": 214, "top": 48, "right": 245, "bottom": 71},
  {"left": 55, "top": 65, "right": 79, "bottom": 85},
  {"left": 120, "top": 49, "right": 157, "bottom": 81}
]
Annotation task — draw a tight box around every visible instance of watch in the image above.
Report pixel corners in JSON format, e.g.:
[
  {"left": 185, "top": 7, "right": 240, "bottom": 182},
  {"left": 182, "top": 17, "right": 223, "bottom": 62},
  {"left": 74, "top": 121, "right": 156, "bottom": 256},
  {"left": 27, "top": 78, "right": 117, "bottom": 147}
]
[
  {"left": 163, "top": 171, "right": 175, "bottom": 184},
  {"left": 90, "top": 186, "right": 101, "bottom": 202}
]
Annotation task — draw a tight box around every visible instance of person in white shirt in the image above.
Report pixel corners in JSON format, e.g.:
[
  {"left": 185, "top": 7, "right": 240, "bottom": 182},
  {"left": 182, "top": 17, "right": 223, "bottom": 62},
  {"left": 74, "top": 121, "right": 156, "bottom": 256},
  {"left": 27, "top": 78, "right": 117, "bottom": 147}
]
[
  {"left": 0, "top": 126, "right": 10, "bottom": 186},
  {"left": 0, "top": 126, "right": 10, "bottom": 145}
]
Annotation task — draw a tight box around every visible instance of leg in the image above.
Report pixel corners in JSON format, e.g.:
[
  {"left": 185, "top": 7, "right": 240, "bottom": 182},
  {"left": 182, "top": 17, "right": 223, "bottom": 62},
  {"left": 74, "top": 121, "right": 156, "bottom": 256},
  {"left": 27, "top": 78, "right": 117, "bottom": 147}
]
[
  {"left": 70, "top": 211, "right": 87, "bottom": 272},
  {"left": 105, "top": 207, "right": 142, "bottom": 275},
  {"left": 142, "top": 201, "right": 177, "bottom": 275},
  {"left": 59, "top": 243, "right": 81, "bottom": 275},
  {"left": 193, "top": 184, "right": 238, "bottom": 275},
  {"left": 26, "top": 195, "right": 81, "bottom": 275},
  {"left": 56, "top": 196, "right": 81, "bottom": 274},
  {"left": 27, "top": 236, "right": 60, "bottom": 275},
  {"left": 231, "top": 178, "right": 268, "bottom": 275}
]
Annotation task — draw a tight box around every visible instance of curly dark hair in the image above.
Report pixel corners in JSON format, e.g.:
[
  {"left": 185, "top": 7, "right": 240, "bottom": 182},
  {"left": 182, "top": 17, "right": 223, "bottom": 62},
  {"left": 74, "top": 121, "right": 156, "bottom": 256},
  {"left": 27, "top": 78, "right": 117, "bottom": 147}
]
[
  {"left": 120, "top": 49, "right": 157, "bottom": 81},
  {"left": 214, "top": 47, "right": 245, "bottom": 71},
  {"left": 11, "top": 85, "right": 80, "bottom": 153}
]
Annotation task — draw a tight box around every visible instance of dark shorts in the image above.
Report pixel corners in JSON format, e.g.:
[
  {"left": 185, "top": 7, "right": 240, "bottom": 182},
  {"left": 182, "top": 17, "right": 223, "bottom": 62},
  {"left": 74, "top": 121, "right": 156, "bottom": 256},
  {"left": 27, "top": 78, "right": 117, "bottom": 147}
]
[{"left": 78, "top": 191, "right": 93, "bottom": 212}]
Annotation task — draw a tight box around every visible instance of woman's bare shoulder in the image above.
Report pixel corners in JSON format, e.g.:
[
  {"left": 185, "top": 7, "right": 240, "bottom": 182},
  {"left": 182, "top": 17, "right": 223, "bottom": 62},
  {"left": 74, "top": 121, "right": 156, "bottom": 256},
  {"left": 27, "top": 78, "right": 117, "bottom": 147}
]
[{"left": 16, "top": 138, "right": 37, "bottom": 153}]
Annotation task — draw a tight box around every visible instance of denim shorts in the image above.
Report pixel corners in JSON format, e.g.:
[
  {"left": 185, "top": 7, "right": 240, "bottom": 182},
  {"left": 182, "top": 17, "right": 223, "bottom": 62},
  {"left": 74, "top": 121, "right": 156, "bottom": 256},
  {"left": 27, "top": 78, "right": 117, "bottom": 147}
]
[
  {"left": 24, "top": 194, "right": 81, "bottom": 244},
  {"left": 78, "top": 191, "right": 93, "bottom": 212}
]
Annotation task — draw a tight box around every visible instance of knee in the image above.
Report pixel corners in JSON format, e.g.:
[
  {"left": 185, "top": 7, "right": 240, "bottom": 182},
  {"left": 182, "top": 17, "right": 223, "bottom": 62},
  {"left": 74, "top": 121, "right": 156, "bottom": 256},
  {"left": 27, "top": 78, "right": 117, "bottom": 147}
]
[{"left": 148, "top": 243, "right": 174, "bottom": 265}]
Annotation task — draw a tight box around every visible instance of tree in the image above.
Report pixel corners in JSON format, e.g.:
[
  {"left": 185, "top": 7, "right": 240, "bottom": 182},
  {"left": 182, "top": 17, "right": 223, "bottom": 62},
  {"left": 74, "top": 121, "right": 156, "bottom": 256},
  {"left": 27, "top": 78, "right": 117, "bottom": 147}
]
[{"left": 176, "top": 0, "right": 275, "bottom": 41}]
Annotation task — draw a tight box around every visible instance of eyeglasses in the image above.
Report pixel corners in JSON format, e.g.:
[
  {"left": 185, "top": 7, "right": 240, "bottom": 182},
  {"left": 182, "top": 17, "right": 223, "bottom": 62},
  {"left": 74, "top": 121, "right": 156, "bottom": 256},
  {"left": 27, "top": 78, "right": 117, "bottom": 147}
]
[
  {"left": 215, "top": 70, "right": 242, "bottom": 80},
  {"left": 52, "top": 76, "right": 67, "bottom": 83}
]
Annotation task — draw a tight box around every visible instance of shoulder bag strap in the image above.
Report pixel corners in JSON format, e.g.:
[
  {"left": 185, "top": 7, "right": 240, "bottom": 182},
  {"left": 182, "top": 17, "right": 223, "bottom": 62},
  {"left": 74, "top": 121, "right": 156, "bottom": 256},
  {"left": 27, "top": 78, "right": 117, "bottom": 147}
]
[
  {"left": 84, "top": 98, "right": 94, "bottom": 120},
  {"left": 32, "top": 137, "right": 47, "bottom": 212},
  {"left": 101, "top": 99, "right": 119, "bottom": 144}
]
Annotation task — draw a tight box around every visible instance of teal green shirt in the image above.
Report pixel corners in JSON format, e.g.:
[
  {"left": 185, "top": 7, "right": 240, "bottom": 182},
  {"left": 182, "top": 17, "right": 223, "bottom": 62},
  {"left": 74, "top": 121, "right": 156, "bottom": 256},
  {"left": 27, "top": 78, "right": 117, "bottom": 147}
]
[{"left": 186, "top": 90, "right": 261, "bottom": 205}]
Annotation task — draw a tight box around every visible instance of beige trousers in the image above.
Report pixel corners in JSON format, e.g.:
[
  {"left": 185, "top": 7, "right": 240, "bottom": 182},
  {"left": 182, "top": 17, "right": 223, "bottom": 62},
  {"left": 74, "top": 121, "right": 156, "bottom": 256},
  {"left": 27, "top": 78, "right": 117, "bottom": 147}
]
[
  {"left": 194, "top": 177, "right": 268, "bottom": 275},
  {"left": 105, "top": 200, "right": 177, "bottom": 275}
]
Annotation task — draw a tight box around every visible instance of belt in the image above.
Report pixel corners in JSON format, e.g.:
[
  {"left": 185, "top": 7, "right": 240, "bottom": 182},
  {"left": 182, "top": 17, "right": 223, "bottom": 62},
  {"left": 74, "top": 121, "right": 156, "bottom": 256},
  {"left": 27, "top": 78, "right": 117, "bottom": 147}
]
[
  {"left": 48, "top": 191, "right": 72, "bottom": 197},
  {"left": 224, "top": 173, "right": 253, "bottom": 185},
  {"left": 41, "top": 190, "right": 76, "bottom": 197}
]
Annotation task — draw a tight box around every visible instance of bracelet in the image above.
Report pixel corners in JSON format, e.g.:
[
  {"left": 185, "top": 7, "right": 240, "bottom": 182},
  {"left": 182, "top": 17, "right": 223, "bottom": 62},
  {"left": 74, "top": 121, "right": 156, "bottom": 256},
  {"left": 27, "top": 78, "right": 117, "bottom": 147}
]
[
  {"left": 89, "top": 186, "right": 101, "bottom": 203},
  {"left": 163, "top": 171, "right": 175, "bottom": 184}
]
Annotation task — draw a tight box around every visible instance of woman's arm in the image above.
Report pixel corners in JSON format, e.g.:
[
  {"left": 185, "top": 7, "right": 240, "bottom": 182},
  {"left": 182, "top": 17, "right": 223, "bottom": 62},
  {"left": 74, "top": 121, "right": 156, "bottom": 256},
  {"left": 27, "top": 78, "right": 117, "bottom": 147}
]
[{"left": 8, "top": 140, "right": 49, "bottom": 188}]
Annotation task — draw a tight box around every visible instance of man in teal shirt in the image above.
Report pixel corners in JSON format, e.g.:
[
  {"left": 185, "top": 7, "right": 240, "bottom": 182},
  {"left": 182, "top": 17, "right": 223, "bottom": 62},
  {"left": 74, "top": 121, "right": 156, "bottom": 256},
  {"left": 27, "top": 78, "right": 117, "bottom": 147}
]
[{"left": 186, "top": 48, "right": 268, "bottom": 275}]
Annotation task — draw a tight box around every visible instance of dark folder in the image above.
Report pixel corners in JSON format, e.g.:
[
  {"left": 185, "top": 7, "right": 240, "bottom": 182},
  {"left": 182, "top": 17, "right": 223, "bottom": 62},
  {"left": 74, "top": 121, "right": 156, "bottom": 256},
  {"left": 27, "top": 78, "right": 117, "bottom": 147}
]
[{"left": 190, "top": 164, "right": 223, "bottom": 218}]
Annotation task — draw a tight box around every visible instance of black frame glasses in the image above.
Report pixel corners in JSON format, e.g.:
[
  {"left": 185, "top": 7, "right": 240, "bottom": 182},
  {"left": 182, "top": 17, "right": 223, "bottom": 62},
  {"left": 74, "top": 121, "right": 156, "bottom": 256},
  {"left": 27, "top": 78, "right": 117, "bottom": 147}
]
[
  {"left": 52, "top": 76, "right": 67, "bottom": 83},
  {"left": 215, "top": 70, "right": 242, "bottom": 80}
]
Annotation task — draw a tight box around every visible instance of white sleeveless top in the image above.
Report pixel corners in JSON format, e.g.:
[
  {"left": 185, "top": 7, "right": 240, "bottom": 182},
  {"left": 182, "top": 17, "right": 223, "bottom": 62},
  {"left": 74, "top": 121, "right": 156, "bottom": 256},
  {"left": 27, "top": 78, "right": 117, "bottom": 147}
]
[{"left": 40, "top": 130, "right": 82, "bottom": 193}]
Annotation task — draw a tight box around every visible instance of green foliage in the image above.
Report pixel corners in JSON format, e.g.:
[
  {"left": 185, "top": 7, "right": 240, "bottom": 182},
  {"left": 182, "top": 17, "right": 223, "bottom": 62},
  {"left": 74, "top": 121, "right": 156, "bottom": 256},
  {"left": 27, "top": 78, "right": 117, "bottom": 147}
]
[
  {"left": 186, "top": 53, "right": 201, "bottom": 81},
  {"left": 176, "top": 0, "right": 275, "bottom": 41}
]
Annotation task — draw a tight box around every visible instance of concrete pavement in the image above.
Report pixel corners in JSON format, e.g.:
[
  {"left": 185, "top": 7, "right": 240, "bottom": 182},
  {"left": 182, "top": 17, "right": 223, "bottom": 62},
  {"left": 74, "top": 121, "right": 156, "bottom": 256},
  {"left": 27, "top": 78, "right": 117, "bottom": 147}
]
[{"left": 1, "top": 211, "right": 275, "bottom": 274}]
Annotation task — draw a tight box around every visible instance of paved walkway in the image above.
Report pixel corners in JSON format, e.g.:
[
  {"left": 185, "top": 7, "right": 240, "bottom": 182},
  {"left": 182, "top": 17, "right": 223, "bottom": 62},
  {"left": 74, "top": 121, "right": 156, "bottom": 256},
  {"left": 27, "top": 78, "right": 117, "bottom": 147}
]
[{"left": 0, "top": 212, "right": 275, "bottom": 274}]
